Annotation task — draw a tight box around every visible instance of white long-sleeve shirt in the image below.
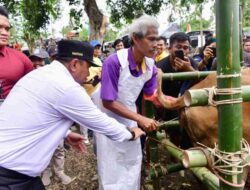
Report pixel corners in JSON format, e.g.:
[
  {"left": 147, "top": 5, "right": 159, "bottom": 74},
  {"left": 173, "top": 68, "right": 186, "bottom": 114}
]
[{"left": 0, "top": 61, "right": 132, "bottom": 177}]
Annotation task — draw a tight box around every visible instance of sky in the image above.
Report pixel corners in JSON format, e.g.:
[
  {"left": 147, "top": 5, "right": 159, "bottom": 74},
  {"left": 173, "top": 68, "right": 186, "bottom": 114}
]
[{"left": 49, "top": 0, "right": 214, "bottom": 38}]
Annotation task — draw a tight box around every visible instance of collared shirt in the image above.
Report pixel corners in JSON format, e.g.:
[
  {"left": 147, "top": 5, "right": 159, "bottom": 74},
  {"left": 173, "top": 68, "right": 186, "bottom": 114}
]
[
  {"left": 0, "top": 60, "right": 132, "bottom": 177},
  {"left": 0, "top": 46, "right": 34, "bottom": 99},
  {"left": 101, "top": 48, "right": 157, "bottom": 101},
  {"left": 93, "top": 57, "right": 102, "bottom": 67},
  {"left": 155, "top": 50, "right": 169, "bottom": 63}
]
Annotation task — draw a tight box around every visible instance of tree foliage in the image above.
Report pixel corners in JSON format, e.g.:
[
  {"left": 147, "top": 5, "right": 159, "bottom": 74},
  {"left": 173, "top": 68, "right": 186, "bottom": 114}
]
[
  {"left": 181, "top": 18, "right": 210, "bottom": 31},
  {"left": 106, "top": 0, "right": 167, "bottom": 27},
  {"left": 241, "top": 0, "right": 250, "bottom": 28},
  {"left": 106, "top": 0, "right": 203, "bottom": 26},
  {"left": 0, "top": 0, "right": 60, "bottom": 51},
  {"left": 0, "top": 0, "right": 60, "bottom": 32},
  {"left": 104, "top": 28, "right": 118, "bottom": 42}
]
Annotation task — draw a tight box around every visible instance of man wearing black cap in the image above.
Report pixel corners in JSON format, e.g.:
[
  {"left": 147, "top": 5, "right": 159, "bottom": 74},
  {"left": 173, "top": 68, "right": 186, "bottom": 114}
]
[{"left": 0, "top": 40, "right": 145, "bottom": 190}]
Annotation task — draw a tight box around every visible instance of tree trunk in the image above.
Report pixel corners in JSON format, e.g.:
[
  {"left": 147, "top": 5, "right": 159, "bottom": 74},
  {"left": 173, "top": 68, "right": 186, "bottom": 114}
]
[{"left": 84, "top": 0, "right": 108, "bottom": 42}]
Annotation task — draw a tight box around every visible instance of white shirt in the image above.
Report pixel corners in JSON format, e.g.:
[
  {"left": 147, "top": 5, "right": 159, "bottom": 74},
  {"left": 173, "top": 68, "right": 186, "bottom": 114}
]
[{"left": 0, "top": 60, "right": 132, "bottom": 177}]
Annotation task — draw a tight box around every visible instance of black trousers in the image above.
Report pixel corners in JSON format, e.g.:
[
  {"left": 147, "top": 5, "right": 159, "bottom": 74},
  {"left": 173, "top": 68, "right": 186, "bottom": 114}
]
[{"left": 0, "top": 166, "right": 45, "bottom": 190}]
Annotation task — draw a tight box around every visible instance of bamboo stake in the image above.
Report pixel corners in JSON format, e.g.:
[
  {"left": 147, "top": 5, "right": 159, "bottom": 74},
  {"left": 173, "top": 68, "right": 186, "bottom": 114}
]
[
  {"left": 149, "top": 163, "right": 185, "bottom": 179},
  {"left": 158, "top": 120, "right": 180, "bottom": 131},
  {"left": 162, "top": 71, "right": 214, "bottom": 81},
  {"left": 216, "top": 0, "right": 243, "bottom": 189},
  {"left": 145, "top": 100, "right": 161, "bottom": 190},
  {"left": 162, "top": 139, "right": 219, "bottom": 190},
  {"left": 182, "top": 149, "right": 208, "bottom": 168},
  {"left": 184, "top": 85, "right": 250, "bottom": 107}
]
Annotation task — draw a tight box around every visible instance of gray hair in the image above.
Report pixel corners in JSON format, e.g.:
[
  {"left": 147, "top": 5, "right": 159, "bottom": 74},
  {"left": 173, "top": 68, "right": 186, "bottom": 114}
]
[{"left": 128, "top": 15, "right": 159, "bottom": 40}]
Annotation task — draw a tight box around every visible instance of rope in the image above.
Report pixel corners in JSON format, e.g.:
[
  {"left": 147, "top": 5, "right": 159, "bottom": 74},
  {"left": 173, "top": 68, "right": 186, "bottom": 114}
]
[
  {"left": 198, "top": 139, "right": 250, "bottom": 188},
  {"left": 149, "top": 163, "right": 167, "bottom": 177},
  {"left": 216, "top": 73, "right": 241, "bottom": 79},
  {"left": 148, "top": 135, "right": 250, "bottom": 188},
  {"left": 206, "top": 86, "right": 242, "bottom": 106},
  {"left": 202, "top": 73, "right": 242, "bottom": 106}
]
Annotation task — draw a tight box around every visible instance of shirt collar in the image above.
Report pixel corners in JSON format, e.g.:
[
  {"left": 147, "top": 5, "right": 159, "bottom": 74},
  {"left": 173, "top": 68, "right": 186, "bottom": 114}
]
[{"left": 127, "top": 47, "right": 150, "bottom": 74}]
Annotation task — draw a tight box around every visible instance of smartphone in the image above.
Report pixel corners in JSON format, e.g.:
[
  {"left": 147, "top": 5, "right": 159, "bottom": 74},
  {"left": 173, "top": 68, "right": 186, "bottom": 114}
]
[
  {"left": 175, "top": 50, "right": 184, "bottom": 60},
  {"left": 209, "top": 47, "right": 216, "bottom": 57},
  {"left": 92, "top": 75, "right": 101, "bottom": 87}
]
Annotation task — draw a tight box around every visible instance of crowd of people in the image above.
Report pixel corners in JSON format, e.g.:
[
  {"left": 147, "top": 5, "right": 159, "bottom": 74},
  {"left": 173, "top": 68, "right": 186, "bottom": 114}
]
[{"left": 1, "top": 4, "right": 250, "bottom": 190}]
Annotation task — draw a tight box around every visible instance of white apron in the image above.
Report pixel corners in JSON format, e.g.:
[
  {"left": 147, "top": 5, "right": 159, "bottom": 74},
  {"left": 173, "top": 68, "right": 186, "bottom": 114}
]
[{"left": 93, "top": 49, "right": 154, "bottom": 190}]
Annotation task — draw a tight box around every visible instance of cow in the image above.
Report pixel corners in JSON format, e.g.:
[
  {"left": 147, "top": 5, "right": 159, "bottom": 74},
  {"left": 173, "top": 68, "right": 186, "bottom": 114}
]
[{"left": 157, "top": 68, "right": 250, "bottom": 148}]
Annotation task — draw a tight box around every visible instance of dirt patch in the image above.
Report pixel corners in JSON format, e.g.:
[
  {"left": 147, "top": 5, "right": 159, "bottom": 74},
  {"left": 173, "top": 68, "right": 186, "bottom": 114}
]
[
  {"left": 45, "top": 141, "right": 98, "bottom": 190},
  {"left": 45, "top": 137, "right": 205, "bottom": 190}
]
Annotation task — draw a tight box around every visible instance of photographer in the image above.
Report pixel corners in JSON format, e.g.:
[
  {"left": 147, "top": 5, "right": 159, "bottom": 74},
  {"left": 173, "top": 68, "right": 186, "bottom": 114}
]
[
  {"left": 156, "top": 32, "right": 198, "bottom": 148},
  {"left": 193, "top": 36, "right": 217, "bottom": 71}
]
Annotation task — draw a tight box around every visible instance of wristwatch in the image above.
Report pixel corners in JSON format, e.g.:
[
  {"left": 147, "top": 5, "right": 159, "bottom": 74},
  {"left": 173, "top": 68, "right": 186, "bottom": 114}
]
[{"left": 129, "top": 131, "right": 135, "bottom": 141}]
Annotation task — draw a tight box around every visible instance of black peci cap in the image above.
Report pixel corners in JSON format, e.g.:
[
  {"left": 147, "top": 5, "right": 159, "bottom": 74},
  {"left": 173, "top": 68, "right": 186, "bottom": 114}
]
[{"left": 57, "top": 40, "right": 98, "bottom": 67}]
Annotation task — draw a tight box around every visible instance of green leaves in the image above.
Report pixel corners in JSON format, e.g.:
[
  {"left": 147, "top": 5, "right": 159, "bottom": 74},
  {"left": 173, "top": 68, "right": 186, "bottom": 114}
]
[
  {"left": 107, "top": 0, "right": 165, "bottom": 27},
  {"left": 0, "top": 0, "right": 60, "bottom": 32}
]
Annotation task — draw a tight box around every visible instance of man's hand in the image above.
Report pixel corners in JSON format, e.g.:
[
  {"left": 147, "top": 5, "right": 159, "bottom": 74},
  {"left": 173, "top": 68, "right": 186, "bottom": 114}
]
[
  {"left": 129, "top": 127, "right": 146, "bottom": 140},
  {"left": 174, "top": 57, "right": 194, "bottom": 72},
  {"left": 203, "top": 46, "right": 214, "bottom": 61},
  {"left": 137, "top": 115, "right": 158, "bottom": 132},
  {"left": 66, "top": 132, "right": 86, "bottom": 153}
]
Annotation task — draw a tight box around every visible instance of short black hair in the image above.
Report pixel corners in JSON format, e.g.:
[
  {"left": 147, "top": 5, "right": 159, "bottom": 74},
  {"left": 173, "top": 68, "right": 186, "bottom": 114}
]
[
  {"left": 157, "top": 36, "right": 167, "bottom": 44},
  {"left": 0, "top": 6, "right": 9, "bottom": 18},
  {"left": 169, "top": 32, "right": 190, "bottom": 46},
  {"left": 113, "top": 39, "right": 123, "bottom": 48},
  {"left": 244, "top": 38, "right": 250, "bottom": 43}
]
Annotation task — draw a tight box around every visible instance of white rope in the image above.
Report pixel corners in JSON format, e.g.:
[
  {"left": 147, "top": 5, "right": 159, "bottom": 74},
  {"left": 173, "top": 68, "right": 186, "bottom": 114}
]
[
  {"left": 206, "top": 86, "right": 242, "bottom": 106},
  {"left": 197, "top": 139, "right": 250, "bottom": 187},
  {"left": 217, "top": 73, "right": 241, "bottom": 79}
]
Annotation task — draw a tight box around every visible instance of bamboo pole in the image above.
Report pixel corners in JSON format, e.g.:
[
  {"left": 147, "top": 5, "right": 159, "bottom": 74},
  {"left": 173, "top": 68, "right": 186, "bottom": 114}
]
[
  {"left": 158, "top": 120, "right": 180, "bottom": 131},
  {"left": 162, "top": 71, "right": 214, "bottom": 81},
  {"left": 239, "top": 4, "right": 244, "bottom": 67},
  {"left": 216, "top": 0, "right": 243, "bottom": 189},
  {"left": 182, "top": 149, "right": 208, "bottom": 168},
  {"left": 145, "top": 100, "right": 160, "bottom": 190},
  {"left": 184, "top": 85, "right": 250, "bottom": 107},
  {"left": 162, "top": 139, "right": 219, "bottom": 190},
  {"left": 149, "top": 163, "right": 185, "bottom": 179}
]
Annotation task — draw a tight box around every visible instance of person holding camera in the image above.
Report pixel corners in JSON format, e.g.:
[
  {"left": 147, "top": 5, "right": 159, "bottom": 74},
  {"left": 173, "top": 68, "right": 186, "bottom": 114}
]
[
  {"left": 193, "top": 36, "right": 217, "bottom": 71},
  {"left": 155, "top": 32, "right": 198, "bottom": 148}
]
